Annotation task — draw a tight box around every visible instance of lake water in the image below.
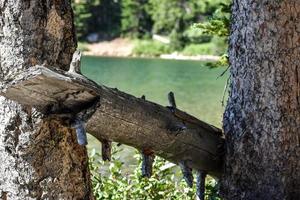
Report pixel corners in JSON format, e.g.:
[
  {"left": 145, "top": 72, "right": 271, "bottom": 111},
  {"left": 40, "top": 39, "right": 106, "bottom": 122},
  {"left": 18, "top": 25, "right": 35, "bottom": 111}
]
[
  {"left": 82, "top": 56, "right": 228, "bottom": 127},
  {"left": 81, "top": 56, "right": 228, "bottom": 164}
]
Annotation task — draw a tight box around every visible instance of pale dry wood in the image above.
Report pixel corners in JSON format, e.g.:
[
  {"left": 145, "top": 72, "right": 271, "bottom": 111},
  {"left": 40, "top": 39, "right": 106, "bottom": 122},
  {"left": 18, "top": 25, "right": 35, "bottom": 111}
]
[{"left": 1, "top": 66, "right": 224, "bottom": 177}]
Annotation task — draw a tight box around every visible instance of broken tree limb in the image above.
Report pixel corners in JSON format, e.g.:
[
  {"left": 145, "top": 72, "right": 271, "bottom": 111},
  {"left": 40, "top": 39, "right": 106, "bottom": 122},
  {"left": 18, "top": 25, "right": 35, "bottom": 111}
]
[
  {"left": 196, "top": 170, "right": 207, "bottom": 200},
  {"left": 101, "top": 139, "right": 112, "bottom": 161},
  {"left": 140, "top": 95, "right": 156, "bottom": 178},
  {"left": 0, "top": 65, "right": 225, "bottom": 178},
  {"left": 179, "top": 160, "right": 194, "bottom": 188},
  {"left": 141, "top": 149, "right": 155, "bottom": 178}
]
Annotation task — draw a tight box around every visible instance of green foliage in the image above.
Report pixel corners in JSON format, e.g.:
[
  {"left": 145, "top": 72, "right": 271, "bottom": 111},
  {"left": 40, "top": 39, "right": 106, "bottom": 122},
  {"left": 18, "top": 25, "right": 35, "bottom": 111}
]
[
  {"left": 182, "top": 36, "right": 227, "bottom": 56},
  {"left": 183, "top": 28, "right": 212, "bottom": 44},
  {"left": 217, "top": 54, "right": 229, "bottom": 67},
  {"left": 147, "top": 0, "right": 226, "bottom": 49},
  {"left": 148, "top": 0, "right": 224, "bottom": 35},
  {"left": 182, "top": 44, "right": 215, "bottom": 56},
  {"left": 89, "top": 147, "right": 221, "bottom": 200},
  {"left": 147, "top": 0, "right": 183, "bottom": 35},
  {"left": 206, "top": 54, "right": 229, "bottom": 69},
  {"left": 193, "top": 2, "right": 231, "bottom": 37},
  {"left": 133, "top": 40, "right": 171, "bottom": 56},
  {"left": 88, "top": 0, "right": 121, "bottom": 39},
  {"left": 192, "top": 1, "right": 231, "bottom": 66},
  {"left": 121, "top": 0, "right": 153, "bottom": 38},
  {"left": 72, "top": 0, "right": 231, "bottom": 53},
  {"left": 72, "top": 0, "right": 120, "bottom": 40},
  {"left": 72, "top": 0, "right": 93, "bottom": 39}
]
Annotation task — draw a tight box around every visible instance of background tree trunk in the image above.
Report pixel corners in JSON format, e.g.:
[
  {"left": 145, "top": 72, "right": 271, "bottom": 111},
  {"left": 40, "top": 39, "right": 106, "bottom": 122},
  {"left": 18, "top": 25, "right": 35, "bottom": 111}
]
[
  {"left": 222, "top": 1, "right": 300, "bottom": 199},
  {"left": 0, "top": 1, "right": 92, "bottom": 199}
]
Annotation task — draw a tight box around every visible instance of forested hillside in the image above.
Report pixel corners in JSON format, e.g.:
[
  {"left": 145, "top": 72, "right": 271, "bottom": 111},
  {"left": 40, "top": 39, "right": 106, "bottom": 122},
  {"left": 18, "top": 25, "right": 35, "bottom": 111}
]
[{"left": 72, "top": 0, "right": 230, "bottom": 56}]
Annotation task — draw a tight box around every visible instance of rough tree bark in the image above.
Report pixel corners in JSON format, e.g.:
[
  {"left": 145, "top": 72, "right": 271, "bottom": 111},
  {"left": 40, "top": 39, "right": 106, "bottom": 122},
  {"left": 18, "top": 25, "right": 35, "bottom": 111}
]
[
  {"left": 0, "top": 1, "right": 92, "bottom": 199},
  {"left": 222, "top": 1, "right": 300, "bottom": 199}
]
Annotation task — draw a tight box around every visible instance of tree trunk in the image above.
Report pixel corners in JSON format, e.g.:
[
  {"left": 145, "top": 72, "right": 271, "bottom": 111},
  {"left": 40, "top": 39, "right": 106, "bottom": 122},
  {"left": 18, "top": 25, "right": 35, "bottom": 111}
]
[
  {"left": 0, "top": 1, "right": 92, "bottom": 199},
  {"left": 222, "top": 1, "right": 300, "bottom": 199}
]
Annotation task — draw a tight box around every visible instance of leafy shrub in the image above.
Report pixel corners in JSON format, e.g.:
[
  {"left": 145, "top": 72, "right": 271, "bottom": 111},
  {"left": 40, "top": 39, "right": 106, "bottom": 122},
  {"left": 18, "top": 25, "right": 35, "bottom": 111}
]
[
  {"left": 192, "top": 1, "right": 231, "bottom": 67},
  {"left": 132, "top": 40, "right": 172, "bottom": 57},
  {"left": 182, "top": 43, "right": 215, "bottom": 55},
  {"left": 89, "top": 147, "right": 221, "bottom": 200},
  {"left": 72, "top": 0, "right": 92, "bottom": 39},
  {"left": 72, "top": 0, "right": 121, "bottom": 41},
  {"left": 183, "top": 27, "right": 212, "bottom": 44},
  {"left": 181, "top": 38, "right": 226, "bottom": 56},
  {"left": 121, "top": 0, "right": 153, "bottom": 38},
  {"left": 193, "top": 1, "right": 231, "bottom": 37}
]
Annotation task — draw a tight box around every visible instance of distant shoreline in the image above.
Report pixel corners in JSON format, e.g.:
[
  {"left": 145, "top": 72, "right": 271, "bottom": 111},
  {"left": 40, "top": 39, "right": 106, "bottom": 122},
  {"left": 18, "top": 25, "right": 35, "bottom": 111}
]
[
  {"left": 81, "top": 38, "right": 220, "bottom": 62},
  {"left": 160, "top": 53, "right": 220, "bottom": 62}
]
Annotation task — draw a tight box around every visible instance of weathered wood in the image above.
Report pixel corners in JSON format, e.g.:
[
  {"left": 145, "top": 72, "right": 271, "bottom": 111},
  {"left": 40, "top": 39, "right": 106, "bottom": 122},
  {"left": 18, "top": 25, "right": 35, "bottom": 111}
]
[{"left": 0, "top": 65, "right": 224, "bottom": 177}]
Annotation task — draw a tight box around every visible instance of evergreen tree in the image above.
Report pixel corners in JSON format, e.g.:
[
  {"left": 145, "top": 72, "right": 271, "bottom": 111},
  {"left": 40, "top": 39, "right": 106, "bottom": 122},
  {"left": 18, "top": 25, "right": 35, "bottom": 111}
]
[
  {"left": 88, "top": 0, "right": 122, "bottom": 39},
  {"left": 72, "top": 0, "right": 121, "bottom": 40},
  {"left": 72, "top": 0, "right": 92, "bottom": 39},
  {"left": 121, "top": 0, "right": 153, "bottom": 38},
  {"left": 148, "top": 0, "right": 224, "bottom": 49}
]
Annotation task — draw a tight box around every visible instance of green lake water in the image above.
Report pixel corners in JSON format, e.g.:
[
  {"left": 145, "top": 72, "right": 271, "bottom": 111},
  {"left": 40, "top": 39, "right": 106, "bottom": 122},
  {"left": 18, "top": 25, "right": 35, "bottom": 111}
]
[
  {"left": 81, "top": 56, "right": 228, "bottom": 165},
  {"left": 82, "top": 56, "right": 228, "bottom": 126}
]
